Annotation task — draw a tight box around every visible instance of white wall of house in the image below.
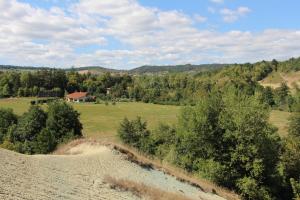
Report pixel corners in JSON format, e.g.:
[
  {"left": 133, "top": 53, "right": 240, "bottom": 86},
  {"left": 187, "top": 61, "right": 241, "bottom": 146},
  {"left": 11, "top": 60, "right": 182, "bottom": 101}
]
[{"left": 67, "top": 97, "right": 87, "bottom": 102}]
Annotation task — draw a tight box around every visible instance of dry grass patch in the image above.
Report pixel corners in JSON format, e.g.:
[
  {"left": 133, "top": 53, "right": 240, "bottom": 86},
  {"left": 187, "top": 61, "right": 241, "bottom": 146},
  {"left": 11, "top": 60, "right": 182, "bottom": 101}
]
[
  {"left": 104, "top": 175, "right": 193, "bottom": 200},
  {"left": 269, "top": 110, "right": 291, "bottom": 137}
]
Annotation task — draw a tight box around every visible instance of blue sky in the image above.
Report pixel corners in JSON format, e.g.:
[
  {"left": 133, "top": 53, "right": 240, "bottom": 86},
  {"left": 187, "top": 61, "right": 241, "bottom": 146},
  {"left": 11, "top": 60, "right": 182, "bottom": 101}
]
[{"left": 1, "top": 0, "right": 300, "bottom": 69}]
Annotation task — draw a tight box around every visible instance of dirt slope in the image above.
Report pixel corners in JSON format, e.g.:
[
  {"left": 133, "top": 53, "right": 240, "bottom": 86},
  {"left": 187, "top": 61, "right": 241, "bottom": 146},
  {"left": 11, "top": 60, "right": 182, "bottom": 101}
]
[
  {"left": 0, "top": 143, "right": 226, "bottom": 200},
  {"left": 259, "top": 71, "right": 300, "bottom": 89}
]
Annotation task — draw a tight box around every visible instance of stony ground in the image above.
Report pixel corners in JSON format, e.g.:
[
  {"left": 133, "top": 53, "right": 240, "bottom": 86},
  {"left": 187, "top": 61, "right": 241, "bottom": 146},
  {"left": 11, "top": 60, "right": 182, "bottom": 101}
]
[{"left": 0, "top": 143, "right": 225, "bottom": 200}]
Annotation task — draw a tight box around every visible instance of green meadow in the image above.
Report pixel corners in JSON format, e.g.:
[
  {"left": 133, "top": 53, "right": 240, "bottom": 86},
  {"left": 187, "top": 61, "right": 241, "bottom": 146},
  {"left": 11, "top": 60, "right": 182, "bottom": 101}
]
[
  {"left": 0, "top": 98, "right": 290, "bottom": 139},
  {"left": 0, "top": 98, "right": 180, "bottom": 140}
]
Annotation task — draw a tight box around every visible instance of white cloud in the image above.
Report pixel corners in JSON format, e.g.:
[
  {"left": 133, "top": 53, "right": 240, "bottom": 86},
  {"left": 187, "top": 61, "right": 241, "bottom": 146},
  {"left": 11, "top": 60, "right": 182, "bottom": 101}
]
[
  {"left": 0, "top": 0, "right": 299, "bottom": 69},
  {"left": 208, "top": 7, "right": 216, "bottom": 14},
  {"left": 194, "top": 14, "right": 207, "bottom": 23},
  {"left": 220, "top": 6, "right": 251, "bottom": 23},
  {"left": 210, "top": 0, "right": 224, "bottom": 4}
]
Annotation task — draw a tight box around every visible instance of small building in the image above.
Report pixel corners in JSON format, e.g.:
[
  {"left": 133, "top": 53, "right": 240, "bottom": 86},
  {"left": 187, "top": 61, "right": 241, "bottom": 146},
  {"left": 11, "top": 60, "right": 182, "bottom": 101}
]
[{"left": 66, "top": 92, "right": 89, "bottom": 103}]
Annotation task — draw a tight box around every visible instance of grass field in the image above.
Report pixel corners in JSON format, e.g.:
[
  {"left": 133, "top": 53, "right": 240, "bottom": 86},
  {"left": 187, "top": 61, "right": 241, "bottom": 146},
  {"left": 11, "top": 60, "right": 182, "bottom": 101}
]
[
  {"left": 269, "top": 110, "right": 291, "bottom": 136},
  {"left": 0, "top": 98, "right": 180, "bottom": 140},
  {"left": 0, "top": 98, "right": 291, "bottom": 138}
]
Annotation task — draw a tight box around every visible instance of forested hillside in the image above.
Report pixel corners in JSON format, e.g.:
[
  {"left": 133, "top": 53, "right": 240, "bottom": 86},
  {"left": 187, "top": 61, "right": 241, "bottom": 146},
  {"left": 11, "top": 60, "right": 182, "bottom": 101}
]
[
  {"left": 129, "top": 64, "right": 227, "bottom": 73},
  {"left": 1, "top": 57, "right": 299, "bottom": 109}
]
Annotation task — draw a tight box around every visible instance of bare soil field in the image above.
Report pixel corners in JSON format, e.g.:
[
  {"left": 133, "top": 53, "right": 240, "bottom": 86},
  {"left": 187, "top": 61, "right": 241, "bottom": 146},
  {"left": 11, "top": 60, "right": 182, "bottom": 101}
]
[{"left": 0, "top": 141, "right": 227, "bottom": 200}]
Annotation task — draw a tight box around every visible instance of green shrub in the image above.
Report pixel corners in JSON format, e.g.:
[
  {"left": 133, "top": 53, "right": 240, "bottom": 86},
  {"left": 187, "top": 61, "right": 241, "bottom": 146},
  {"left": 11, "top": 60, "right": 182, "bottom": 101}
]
[
  {"left": 0, "top": 108, "right": 17, "bottom": 143},
  {"left": 118, "top": 117, "right": 150, "bottom": 151},
  {"left": 46, "top": 101, "right": 82, "bottom": 142},
  {"left": 290, "top": 178, "right": 300, "bottom": 200},
  {"left": 35, "top": 128, "right": 56, "bottom": 154},
  {"left": 0, "top": 102, "right": 82, "bottom": 155}
]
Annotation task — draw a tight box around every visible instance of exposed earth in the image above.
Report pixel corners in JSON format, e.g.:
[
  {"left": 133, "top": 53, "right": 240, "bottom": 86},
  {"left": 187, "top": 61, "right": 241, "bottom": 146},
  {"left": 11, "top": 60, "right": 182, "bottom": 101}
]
[{"left": 0, "top": 142, "right": 226, "bottom": 200}]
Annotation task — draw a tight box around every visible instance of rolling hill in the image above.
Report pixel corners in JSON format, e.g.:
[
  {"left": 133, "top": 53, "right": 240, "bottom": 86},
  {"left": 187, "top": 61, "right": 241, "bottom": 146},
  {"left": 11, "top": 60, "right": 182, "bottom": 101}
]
[{"left": 0, "top": 64, "right": 228, "bottom": 74}]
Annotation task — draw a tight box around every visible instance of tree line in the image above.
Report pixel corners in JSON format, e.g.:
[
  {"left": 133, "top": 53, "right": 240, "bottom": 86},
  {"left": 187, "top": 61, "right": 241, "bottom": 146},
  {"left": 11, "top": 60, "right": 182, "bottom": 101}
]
[
  {"left": 118, "top": 87, "right": 300, "bottom": 200},
  {"left": 1, "top": 58, "right": 299, "bottom": 109},
  {"left": 0, "top": 101, "right": 82, "bottom": 154}
]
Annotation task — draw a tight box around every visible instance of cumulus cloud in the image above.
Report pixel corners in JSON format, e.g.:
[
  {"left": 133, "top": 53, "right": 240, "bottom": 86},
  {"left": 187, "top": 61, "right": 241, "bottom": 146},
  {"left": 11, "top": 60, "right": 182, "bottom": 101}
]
[
  {"left": 194, "top": 14, "right": 207, "bottom": 23},
  {"left": 210, "top": 0, "right": 224, "bottom": 4},
  {"left": 220, "top": 6, "right": 251, "bottom": 23},
  {"left": 0, "top": 0, "right": 299, "bottom": 69}
]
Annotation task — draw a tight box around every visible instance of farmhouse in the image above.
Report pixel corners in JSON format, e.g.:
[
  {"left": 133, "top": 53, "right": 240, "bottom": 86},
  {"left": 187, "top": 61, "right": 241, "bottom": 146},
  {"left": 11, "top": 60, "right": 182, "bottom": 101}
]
[{"left": 66, "top": 92, "right": 90, "bottom": 103}]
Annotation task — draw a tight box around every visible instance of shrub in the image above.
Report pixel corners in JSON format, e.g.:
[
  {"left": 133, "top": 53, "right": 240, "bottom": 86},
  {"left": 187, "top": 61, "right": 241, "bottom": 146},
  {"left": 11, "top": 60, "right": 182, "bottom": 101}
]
[
  {"left": 118, "top": 117, "right": 150, "bottom": 151},
  {"left": 46, "top": 101, "right": 82, "bottom": 142},
  {"left": 288, "top": 112, "right": 300, "bottom": 137},
  {"left": 290, "top": 178, "right": 300, "bottom": 200},
  {"left": 0, "top": 108, "right": 17, "bottom": 143},
  {"left": 11, "top": 106, "right": 47, "bottom": 154},
  {"left": 1, "top": 102, "right": 82, "bottom": 154},
  {"left": 35, "top": 128, "right": 56, "bottom": 154}
]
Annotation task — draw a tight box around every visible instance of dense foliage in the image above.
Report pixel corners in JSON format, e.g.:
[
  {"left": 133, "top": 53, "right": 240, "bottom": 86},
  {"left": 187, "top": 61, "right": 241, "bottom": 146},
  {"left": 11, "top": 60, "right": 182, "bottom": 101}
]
[
  {"left": 0, "top": 101, "right": 82, "bottom": 154},
  {"left": 118, "top": 88, "right": 300, "bottom": 200},
  {"left": 1, "top": 57, "right": 300, "bottom": 109}
]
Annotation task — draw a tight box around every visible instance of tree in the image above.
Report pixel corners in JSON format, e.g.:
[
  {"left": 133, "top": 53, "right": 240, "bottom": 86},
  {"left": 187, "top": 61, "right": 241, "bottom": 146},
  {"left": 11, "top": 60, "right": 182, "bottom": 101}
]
[
  {"left": 174, "top": 89, "right": 282, "bottom": 199},
  {"left": 262, "top": 87, "right": 275, "bottom": 106},
  {"left": 46, "top": 101, "right": 82, "bottom": 142},
  {"left": 290, "top": 178, "right": 300, "bottom": 200},
  {"left": 288, "top": 112, "right": 300, "bottom": 137},
  {"left": 175, "top": 92, "right": 224, "bottom": 171},
  {"left": 0, "top": 108, "right": 17, "bottom": 143},
  {"left": 2, "top": 84, "right": 11, "bottom": 97},
  {"left": 281, "top": 113, "right": 300, "bottom": 199},
  {"left": 272, "top": 59, "right": 279, "bottom": 71},
  {"left": 12, "top": 106, "right": 47, "bottom": 154},
  {"left": 35, "top": 128, "right": 56, "bottom": 154},
  {"left": 274, "top": 82, "right": 289, "bottom": 106},
  {"left": 281, "top": 137, "right": 300, "bottom": 182},
  {"left": 118, "top": 117, "right": 150, "bottom": 151}
]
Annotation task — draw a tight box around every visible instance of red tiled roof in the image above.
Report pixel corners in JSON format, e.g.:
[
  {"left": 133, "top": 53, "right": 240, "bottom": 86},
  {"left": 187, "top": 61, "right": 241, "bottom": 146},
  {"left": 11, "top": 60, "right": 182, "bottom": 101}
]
[{"left": 66, "top": 92, "right": 88, "bottom": 99}]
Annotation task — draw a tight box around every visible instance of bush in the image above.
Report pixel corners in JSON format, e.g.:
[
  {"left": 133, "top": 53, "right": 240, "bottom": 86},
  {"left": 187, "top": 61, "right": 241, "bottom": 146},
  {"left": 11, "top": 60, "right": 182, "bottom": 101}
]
[
  {"left": 0, "top": 102, "right": 82, "bottom": 154},
  {"left": 118, "top": 117, "right": 150, "bottom": 151},
  {"left": 290, "top": 178, "right": 300, "bottom": 200},
  {"left": 35, "top": 128, "right": 56, "bottom": 154},
  {"left": 11, "top": 106, "right": 47, "bottom": 154},
  {"left": 237, "top": 177, "right": 272, "bottom": 200},
  {"left": 288, "top": 112, "right": 300, "bottom": 137},
  {"left": 0, "top": 108, "right": 17, "bottom": 143},
  {"left": 47, "top": 101, "right": 82, "bottom": 142}
]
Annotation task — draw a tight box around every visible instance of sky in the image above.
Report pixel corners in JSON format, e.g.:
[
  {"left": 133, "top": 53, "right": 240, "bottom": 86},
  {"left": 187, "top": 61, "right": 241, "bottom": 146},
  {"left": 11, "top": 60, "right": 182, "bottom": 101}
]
[{"left": 0, "top": 0, "right": 300, "bottom": 69}]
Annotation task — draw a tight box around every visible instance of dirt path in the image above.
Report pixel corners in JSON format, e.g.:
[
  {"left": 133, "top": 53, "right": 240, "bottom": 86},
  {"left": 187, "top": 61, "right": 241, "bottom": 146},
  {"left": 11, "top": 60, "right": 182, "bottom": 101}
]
[{"left": 0, "top": 143, "right": 226, "bottom": 200}]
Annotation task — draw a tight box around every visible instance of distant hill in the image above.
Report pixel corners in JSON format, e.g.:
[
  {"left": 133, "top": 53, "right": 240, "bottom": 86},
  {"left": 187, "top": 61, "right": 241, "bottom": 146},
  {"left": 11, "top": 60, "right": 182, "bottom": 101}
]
[
  {"left": 66, "top": 66, "right": 124, "bottom": 74},
  {"left": 0, "top": 65, "right": 53, "bottom": 71},
  {"left": 0, "top": 64, "right": 228, "bottom": 74},
  {"left": 129, "top": 64, "right": 228, "bottom": 74},
  {"left": 0, "top": 65, "right": 121, "bottom": 73}
]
